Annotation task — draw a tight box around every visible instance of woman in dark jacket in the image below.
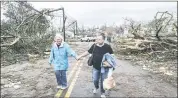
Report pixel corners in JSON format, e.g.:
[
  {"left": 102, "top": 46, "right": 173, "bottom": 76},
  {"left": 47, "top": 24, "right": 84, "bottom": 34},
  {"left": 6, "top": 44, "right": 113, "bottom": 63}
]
[{"left": 77, "top": 33, "right": 114, "bottom": 98}]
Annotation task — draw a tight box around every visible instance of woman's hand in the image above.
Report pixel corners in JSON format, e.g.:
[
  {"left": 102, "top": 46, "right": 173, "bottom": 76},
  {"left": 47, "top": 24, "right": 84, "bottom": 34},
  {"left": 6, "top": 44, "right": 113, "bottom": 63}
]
[{"left": 76, "top": 56, "right": 82, "bottom": 61}]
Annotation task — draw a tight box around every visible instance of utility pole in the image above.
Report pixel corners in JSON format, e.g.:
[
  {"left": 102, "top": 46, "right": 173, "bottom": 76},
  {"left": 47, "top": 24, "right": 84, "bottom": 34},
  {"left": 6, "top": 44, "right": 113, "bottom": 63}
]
[
  {"left": 76, "top": 21, "right": 78, "bottom": 35},
  {"left": 62, "top": 7, "right": 66, "bottom": 41},
  {"left": 73, "top": 21, "right": 78, "bottom": 37}
]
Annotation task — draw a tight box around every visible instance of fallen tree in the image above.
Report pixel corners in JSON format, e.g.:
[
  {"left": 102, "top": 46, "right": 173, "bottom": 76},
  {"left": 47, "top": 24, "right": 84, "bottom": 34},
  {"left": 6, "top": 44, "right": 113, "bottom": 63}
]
[
  {"left": 113, "top": 11, "right": 177, "bottom": 87},
  {"left": 1, "top": 2, "right": 65, "bottom": 66},
  {"left": 115, "top": 11, "right": 177, "bottom": 56}
]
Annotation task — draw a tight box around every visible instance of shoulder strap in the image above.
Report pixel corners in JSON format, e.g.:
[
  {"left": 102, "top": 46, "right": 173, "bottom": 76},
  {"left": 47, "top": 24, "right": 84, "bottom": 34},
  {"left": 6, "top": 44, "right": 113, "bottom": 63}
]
[{"left": 91, "top": 44, "right": 96, "bottom": 55}]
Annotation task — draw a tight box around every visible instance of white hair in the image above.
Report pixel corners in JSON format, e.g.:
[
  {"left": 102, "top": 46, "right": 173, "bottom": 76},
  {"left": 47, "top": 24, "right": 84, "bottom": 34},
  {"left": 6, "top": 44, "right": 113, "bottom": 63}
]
[{"left": 54, "top": 33, "right": 64, "bottom": 41}]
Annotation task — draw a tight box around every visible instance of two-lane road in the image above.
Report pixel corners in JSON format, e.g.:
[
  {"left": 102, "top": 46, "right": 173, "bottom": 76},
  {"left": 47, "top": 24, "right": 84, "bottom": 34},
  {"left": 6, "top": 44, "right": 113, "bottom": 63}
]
[
  {"left": 1, "top": 42, "right": 177, "bottom": 98},
  {"left": 55, "top": 42, "right": 177, "bottom": 97}
]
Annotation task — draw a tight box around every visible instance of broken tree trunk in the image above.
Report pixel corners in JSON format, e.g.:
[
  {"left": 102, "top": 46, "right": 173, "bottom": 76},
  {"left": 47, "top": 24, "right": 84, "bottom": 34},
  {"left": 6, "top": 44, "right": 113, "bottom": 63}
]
[{"left": 1, "top": 37, "right": 20, "bottom": 47}]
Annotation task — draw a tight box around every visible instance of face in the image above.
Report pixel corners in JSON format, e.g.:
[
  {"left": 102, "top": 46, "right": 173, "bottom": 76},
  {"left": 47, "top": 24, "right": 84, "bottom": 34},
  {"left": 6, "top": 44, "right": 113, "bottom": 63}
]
[
  {"left": 96, "top": 35, "right": 104, "bottom": 45},
  {"left": 55, "top": 37, "right": 62, "bottom": 45}
]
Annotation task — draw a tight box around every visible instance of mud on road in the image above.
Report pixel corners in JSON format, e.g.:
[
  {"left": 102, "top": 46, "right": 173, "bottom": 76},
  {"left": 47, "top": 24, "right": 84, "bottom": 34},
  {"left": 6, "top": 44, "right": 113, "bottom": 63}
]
[{"left": 1, "top": 42, "right": 177, "bottom": 97}]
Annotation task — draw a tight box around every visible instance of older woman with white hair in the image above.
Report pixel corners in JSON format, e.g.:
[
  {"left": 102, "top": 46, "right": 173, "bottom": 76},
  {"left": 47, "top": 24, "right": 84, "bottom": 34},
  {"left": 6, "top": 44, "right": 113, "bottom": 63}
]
[{"left": 49, "top": 33, "right": 78, "bottom": 90}]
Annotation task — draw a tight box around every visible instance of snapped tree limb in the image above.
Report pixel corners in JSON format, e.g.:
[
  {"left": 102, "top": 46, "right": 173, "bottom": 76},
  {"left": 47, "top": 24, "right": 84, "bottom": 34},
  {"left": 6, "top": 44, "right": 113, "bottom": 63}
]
[{"left": 1, "top": 37, "right": 20, "bottom": 47}]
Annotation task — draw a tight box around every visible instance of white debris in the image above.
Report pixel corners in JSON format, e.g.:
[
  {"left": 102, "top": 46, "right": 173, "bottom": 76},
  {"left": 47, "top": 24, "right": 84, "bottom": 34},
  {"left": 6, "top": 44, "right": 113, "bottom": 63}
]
[
  {"left": 11, "top": 83, "right": 15, "bottom": 86},
  {"left": 164, "top": 71, "right": 173, "bottom": 76},
  {"left": 142, "top": 65, "right": 148, "bottom": 70},
  {"left": 4, "top": 85, "right": 9, "bottom": 88},
  {"left": 16, "top": 82, "right": 21, "bottom": 84},
  {"left": 14, "top": 85, "right": 21, "bottom": 89}
]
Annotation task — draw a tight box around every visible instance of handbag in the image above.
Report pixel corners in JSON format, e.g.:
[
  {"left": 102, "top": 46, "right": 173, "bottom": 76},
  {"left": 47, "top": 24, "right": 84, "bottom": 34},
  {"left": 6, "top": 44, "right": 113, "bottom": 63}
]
[
  {"left": 87, "top": 44, "right": 96, "bottom": 66},
  {"left": 102, "top": 61, "right": 112, "bottom": 67}
]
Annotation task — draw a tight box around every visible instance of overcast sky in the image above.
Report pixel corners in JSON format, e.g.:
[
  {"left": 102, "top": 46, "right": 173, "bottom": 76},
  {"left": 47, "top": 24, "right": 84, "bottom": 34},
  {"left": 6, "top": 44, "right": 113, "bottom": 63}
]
[
  {"left": 30, "top": 2, "right": 177, "bottom": 28},
  {"left": 2, "top": 2, "right": 177, "bottom": 28}
]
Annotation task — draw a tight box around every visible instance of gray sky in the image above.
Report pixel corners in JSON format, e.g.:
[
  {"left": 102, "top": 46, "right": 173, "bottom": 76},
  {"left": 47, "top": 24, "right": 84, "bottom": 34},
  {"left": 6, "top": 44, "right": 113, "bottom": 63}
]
[
  {"left": 2, "top": 2, "right": 177, "bottom": 28},
  {"left": 30, "top": 2, "right": 177, "bottom": 28}
]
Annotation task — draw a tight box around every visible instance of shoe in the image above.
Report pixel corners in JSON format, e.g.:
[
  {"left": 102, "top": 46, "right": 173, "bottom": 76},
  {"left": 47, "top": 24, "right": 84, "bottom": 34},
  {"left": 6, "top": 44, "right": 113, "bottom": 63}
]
[
  {"left": 101, "top": 93, "right": 106, "bottom": 98},
  {"left": 57, "top": 85, "right": 62, "bottom": 89},
  {"left": 61, "top": 86, "right": 68, "bottom": 90},
  {"left": 106, "top": 90, "right": 110, "bottom": 96},
  {"left": 93, "top": 88, "right": 97, "bottom": 94}
]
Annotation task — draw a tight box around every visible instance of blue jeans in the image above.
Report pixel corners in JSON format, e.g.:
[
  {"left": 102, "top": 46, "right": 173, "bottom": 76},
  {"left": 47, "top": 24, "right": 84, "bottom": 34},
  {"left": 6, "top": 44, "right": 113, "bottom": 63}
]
[
  {"left": 55, "top": 70, "right": 67, "bottom": 87},
  {"left": 92, "top": 68, "right": 108, "bottom": 94}
]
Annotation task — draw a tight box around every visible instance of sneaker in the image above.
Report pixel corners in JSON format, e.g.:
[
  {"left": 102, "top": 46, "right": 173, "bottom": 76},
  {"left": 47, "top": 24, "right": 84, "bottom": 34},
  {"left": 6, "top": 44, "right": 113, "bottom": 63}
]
[
  {"left": 93, "top": 88, "right": 97, "bottom": 94},
  {"left": 57, "top": 85, "right": 62, "bottom": 89},
  {"left": 106, "top": 90, "right": 110, "bottom": 96},
  {"left": 101, "top": 93, "right": 106, "bottom": 98},
  {"left": 61, "top": 86, "right": 68, "bottom": 90}
]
